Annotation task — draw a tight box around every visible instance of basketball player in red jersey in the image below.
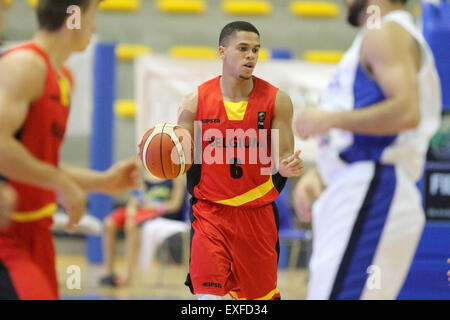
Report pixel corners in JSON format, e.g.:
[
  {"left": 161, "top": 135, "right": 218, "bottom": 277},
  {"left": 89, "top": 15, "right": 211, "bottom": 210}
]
[
  {"left": 0, "top": 0, "right": 140, "bottom": 299},
  {"left": 178, "top": 21, "right": 303, "bottom": 300}
]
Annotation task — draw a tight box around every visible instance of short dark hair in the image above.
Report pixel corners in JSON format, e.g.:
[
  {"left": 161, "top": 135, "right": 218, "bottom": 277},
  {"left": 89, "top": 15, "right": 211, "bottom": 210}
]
[
  {"left": 219, "top": 21, "right": 260, "bottom": 47},
  {"left": 37, "top": 0, "right": 99, "bottom": 31}
]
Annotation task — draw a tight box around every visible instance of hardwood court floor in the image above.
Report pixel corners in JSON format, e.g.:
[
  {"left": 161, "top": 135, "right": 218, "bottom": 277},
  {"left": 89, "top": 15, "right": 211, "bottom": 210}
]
[{"left": 56, "top": 255, "right": 308, "bottom": 300}]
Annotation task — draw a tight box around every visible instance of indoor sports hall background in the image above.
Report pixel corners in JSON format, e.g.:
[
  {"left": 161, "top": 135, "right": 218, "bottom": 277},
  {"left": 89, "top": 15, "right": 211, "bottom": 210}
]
[{"left": 1, "top": 0, "right": 448, "bottom": 300}]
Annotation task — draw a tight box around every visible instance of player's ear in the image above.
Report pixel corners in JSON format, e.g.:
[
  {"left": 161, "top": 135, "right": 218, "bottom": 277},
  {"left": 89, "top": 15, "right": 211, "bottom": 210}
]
[{"left": 218, "top": 46, "right": 226, "bottom": 61}]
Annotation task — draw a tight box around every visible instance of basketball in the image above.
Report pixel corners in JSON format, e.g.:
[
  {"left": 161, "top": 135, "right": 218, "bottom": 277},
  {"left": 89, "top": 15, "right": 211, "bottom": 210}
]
[{"left": 138, "top": 123, "right": 194, "bottom": 179}]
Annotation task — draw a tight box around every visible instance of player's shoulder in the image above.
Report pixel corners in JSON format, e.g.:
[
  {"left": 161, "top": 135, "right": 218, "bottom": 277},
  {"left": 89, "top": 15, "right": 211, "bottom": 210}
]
[
  {"left": 0, "top": 48, "right": 47, "bottom": 92},
  {"left": 362, "top": 20, "right": 414, "bottom": 51},
  {"left": 275, "top": 89, "right": 292, "bottom": 107},
  {"left": 0, "top": 48, "right": 47, "bottom": 76},
  {"left": 180, "top": 91, "right": 198, "bottom": 113},
  {"left": 253, "top": 76, "right": 278, "bottom": 90},
  {"left": 274, "top": 89, "right": 293, "bottom": 115}
]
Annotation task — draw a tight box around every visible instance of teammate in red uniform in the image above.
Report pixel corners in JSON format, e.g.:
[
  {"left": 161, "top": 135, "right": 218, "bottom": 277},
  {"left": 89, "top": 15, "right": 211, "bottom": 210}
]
[
  {"left": 178, "top": 21, "right": 303, "bottom": 300},
  {"left": 0, "top": 0, "right": 139, "bottom": 299}
]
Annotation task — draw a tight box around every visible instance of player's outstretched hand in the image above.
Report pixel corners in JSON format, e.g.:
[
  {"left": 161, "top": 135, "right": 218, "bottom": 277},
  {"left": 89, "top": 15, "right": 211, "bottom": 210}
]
[
  {"left": 103, "top": 158, "right": 141, "bottom": 195},
  {"left": 293, "top": 168, "right": 324, "bottom": 223},
  {"left": 279, "top": 150, "right": 304, "bottom": 178},
  {"left": 0, "top": 184, "right": 16, "bottom": 228},
  {"left": 295, "top": 108, "right": 332, "bottom": 140}
]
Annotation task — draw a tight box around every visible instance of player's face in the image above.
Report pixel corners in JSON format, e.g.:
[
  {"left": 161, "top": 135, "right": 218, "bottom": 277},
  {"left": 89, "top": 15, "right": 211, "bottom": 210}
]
[
  {"left": 344, "top": 0, "right": 369, "bottom": 27},
  {"left": 73, "top": 0, "right": 97, "bottom": 51},
  {"left": 220, "top": 31, "right": 260, "bottom": 80}
]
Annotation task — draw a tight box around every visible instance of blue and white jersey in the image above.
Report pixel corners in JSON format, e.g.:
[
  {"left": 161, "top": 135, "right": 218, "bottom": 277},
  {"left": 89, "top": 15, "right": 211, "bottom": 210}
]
[{"left": 317, "top": 10, "right": 442, "bottom": 186}]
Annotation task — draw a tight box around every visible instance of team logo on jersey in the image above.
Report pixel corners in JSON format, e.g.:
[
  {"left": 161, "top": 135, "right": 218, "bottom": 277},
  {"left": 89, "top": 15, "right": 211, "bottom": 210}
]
[
  {"left": 201, "top": 119, "right": 221, "bottom": 124},
  {"left": 257, "top": 112, "right": 266, "bottom": 129},
  {"left": 202, "top": 282, "right": 222, "bottom": 289}
]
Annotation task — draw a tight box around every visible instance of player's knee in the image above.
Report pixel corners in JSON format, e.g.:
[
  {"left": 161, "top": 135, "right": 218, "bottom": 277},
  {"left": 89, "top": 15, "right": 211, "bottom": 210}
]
[
  {"left": 104, "top": 218, "right": 117, "bottom": 233},
  {"left": 125, "top": 220, "right": 138, "bottom": 233}
]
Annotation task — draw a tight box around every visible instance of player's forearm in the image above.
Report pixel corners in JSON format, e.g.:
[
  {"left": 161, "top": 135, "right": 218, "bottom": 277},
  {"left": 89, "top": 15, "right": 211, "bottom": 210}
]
[
  {"left": 59, "top": 164, "right": 109, "bottom": 193},
  {"left": 276, "top": 126, "right": 295, "bottom": 161},
  {"left": 162, "top": 199, "right": 182, "bottom": 214},
  {"left": 0, "top": 137, "right": 71, "bottom": 192},
  {"left": 330, "top": 96, "right": 420, "bottom": 135}
]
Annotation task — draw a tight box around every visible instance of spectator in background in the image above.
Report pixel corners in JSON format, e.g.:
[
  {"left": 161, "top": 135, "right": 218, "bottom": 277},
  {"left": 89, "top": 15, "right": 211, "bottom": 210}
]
[{"left": 100, "top": 172, "right": 186, "bottom": 287}]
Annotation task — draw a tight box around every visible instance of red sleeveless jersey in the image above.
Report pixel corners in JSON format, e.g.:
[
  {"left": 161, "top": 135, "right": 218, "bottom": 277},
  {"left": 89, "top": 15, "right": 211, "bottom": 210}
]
[
  {"left": 1, "top": 42, "right": 70, "bottom": 222},
  {"left": 187, "top": 76, "right": 286, "bottom": 208}
]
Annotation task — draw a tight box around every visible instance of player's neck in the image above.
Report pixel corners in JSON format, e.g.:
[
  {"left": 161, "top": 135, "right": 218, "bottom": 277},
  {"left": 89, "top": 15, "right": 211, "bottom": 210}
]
[
  {"left": 32, "top": 31, "right": 73, "bottom": 70},
  {"left": 219, "top": 74, "right": 254, "bottom": 102}
]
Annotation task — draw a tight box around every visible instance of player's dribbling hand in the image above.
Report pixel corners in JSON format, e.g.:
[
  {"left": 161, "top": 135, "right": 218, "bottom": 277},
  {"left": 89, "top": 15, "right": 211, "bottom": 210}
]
[
  {"left": 293, "top": 168, "right": 324, "bottom": 223},
  {"left": 0, "top": 184, "right": 16, "bottom": 228},
  {"left": 103, "top": 158, "right": 141, "bottom": 195},
  {"left": 279, "top": 150, "right": 304, "bottom": 178},
  {"left": 295, "top": 108, "right": 333, "bottom": 140}
]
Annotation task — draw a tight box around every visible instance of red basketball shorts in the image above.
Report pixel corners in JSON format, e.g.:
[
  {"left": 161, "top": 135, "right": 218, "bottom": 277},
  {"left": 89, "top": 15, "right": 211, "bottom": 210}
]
[
  {"left": 186, "top": 199, "right": 281, "bottom": 300},
  {"left": 0, "top": 218, "right": 58, "bottom": 300},
  {"left": 108, "top": 207, "right": 160, "bottom": 229}
]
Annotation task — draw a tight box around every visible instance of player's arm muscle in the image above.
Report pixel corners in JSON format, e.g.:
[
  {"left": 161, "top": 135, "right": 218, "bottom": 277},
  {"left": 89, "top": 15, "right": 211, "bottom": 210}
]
[
  {"left": 272, "top": 90, "right": 295, "bottom": 161},
  {"left": 0, "top": 51, "right": 72, "bottom": 191},
  {"left": 330, "top": 22, "right": 421, "bottom": 134},
  {"left": 177, "top": 92, "right": 198, "bottom": 139}
]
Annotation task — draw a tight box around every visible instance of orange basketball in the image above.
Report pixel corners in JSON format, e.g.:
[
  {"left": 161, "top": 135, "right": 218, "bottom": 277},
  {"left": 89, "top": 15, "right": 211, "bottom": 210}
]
[{"left": 138, "top": 123, "right": 194, "bottom": 179}]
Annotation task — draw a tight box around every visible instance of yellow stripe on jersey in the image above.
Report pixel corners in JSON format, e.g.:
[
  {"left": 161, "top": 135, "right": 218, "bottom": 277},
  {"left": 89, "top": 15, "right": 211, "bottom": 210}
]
[
  {"left": 214, "top": 175, "right": 274, "bottom": 206},
  {"left": 223, "top": 101, "right": 248, "bottom": 121},
  {"left": 230, "top": 287, "right": 280, "bottom": 300},
  {"left": 58, "top": 77, "right": 70, "bottom": 107},
  {"left": 11, "top": 203, "right": 58, "bottom": 222}
]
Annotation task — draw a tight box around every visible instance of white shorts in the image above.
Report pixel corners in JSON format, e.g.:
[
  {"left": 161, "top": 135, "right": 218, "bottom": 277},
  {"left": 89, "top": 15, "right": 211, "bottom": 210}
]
[{"left": 308, "top": 162, "right": 425, "bottom": 300}]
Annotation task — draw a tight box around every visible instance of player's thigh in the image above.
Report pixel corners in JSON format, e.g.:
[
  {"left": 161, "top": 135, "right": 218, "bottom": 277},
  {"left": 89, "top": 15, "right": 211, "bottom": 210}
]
[
  {"left": 231, "top": 205, "right": 279, "bottom": 300},
  {"left": 308, "top": 162, "right": 375, "bottom": 299},
  {"left": 188, "top": 201, "right": 234, "bottom": 295},
  {"left": 189, "top": 227, "right": 232, "bottom": 294},
  {"left": 0, "top": 249, "right": 57, "bottom": 300},
  {"left": 361, "top": 167, "right": 426, "bottom": 299}
]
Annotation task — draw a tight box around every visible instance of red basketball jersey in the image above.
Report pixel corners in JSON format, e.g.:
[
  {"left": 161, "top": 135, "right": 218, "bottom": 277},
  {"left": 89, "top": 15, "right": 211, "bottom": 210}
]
[
  {"left": 0, "top": 42, "right": 70, "bottom": 222},
  {"left": 188, "top": 76, "right": 286, "bottom": 208}
]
